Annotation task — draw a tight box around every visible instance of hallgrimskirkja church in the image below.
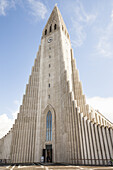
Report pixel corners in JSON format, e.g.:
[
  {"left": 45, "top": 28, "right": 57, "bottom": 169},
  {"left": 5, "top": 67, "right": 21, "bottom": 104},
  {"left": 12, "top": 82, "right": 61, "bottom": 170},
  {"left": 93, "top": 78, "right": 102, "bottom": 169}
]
[{"left": 0, "top": 5, "right": 113, "bottom": 165}]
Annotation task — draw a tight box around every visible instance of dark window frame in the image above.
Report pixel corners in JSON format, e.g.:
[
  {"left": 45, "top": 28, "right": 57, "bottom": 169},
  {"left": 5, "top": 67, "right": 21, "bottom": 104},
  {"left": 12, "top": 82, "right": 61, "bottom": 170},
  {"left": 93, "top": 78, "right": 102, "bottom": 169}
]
[
  {"left": 46, "top": 111, "right": 52, "bottom": 141},
  {"left": 45, "top": 29, "right": 47, "bottom": 35}
]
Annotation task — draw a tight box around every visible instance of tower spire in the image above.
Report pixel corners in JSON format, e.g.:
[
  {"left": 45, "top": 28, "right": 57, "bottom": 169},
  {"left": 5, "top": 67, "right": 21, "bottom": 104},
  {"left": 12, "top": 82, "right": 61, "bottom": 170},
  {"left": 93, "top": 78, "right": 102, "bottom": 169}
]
[
  {"left": 42, "top": 5, "right": 69, "bottom": 39},
  {"left": 55, "top": 3, "right": 57, "bottom": 6}
]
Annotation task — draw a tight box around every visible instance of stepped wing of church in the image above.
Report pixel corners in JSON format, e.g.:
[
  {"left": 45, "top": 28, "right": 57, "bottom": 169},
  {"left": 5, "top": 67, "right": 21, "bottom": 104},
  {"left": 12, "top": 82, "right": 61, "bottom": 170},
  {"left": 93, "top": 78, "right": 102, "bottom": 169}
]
[{"left": 0, "top": 6, "right": 113, "bottom": 165}]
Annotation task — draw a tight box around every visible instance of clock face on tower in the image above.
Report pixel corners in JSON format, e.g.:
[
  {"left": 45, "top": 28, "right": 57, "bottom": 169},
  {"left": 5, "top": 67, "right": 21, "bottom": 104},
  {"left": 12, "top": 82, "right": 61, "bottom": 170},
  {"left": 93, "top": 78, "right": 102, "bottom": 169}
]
[{"left": 48, "top": 37, "right": 53, "bottom": 43}]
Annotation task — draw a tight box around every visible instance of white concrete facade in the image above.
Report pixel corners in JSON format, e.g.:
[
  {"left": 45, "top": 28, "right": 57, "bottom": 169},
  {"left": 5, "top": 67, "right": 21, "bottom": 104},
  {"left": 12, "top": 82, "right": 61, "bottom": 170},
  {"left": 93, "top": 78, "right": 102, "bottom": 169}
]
[{"left": 0, "top": 5, "right": 113, "bottom": 165}]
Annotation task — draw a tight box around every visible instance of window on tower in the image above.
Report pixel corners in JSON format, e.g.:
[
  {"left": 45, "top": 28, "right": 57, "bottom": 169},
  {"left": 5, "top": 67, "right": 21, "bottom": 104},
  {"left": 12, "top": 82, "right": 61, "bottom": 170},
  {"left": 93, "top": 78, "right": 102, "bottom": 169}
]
[
  {"left": 50, "top": 25, "right": 52, "bottom": 32},
  {"left": 46, "top": 111, "right": 52, "bottom": 141},
  {"left": 62, "top": 25, "right": 64, "bottom": 31},
  {"left": 45, "top": 29, "right": 47, "bottom": 35},
  {"left": 67, "top": 33, "right": 69, "bottom": 39},
  {"left": 54, "top": 24, "right": 57, "bottom": 30}
]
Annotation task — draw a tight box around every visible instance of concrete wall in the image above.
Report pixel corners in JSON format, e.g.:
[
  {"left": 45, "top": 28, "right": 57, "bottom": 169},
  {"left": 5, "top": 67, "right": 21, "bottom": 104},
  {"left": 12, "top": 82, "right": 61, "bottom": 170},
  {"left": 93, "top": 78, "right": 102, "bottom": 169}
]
[
  {"left": 0, "top": 5, "right": 113, "bottom": 165},
  {"left": 0, "top": 130, "right": 12, "bottom": 161}
]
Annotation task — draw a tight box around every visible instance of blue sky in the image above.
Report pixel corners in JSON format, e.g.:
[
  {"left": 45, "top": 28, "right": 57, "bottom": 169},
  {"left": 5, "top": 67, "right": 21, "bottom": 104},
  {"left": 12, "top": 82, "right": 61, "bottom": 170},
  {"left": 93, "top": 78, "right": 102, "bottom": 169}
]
[{"left": 0, "top": 0, "right": 113, "bottom": 137}]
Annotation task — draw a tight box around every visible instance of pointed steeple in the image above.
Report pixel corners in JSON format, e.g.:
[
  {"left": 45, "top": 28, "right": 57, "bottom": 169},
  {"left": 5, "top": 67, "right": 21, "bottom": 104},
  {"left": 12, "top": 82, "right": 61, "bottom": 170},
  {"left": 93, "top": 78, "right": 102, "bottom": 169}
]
[{"left": 42, "top": 5, "right": 70, "bottom": 40}]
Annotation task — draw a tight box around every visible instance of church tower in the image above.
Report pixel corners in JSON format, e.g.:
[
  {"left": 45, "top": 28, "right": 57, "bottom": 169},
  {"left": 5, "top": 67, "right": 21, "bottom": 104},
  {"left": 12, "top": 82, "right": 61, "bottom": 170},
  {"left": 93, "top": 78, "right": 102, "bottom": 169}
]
[{"left": 0, "top": 5, "right": 113, "bottom": 165}]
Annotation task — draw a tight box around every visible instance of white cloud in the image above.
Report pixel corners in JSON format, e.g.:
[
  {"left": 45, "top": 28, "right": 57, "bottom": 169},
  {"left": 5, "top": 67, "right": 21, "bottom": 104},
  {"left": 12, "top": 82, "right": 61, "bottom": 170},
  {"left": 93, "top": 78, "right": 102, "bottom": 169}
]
[
  {"left": 96, "top": 10, "right": 113, "bottom": 58},
  {"left": 13, "top": 99, "right": 20, "bottom": 106},
  {"left": 70, "top": 0, "right": 97, "bottom": 47},
  {"left": 0, "top": 0, "right": 16, "bottom": 16},
  {"left": 27, "top": 0, "right": 47, "bottom": 20},
  {"left": 0, "top": 0, "right": 9, "bottom": 16},
  {"left": 0, "top": 114, "right": 13, "bottom": 138},
  {"left": 0, "top": 0, "right": 47, "bottom": 20},
  {"left": 0, "top": 112, "right": 18, "bottom": 139},
  {"left": 0, "top": 100, "right": 20, "bottom": 139},
  {"left": 71, "top": 19, "right": 86, "bottom": 47},
  {"left": 111, "top": 10, "right": 113, "bottom": 21},
  {"left": 87, "top": 96, "right": 113, "bottom": 123}
]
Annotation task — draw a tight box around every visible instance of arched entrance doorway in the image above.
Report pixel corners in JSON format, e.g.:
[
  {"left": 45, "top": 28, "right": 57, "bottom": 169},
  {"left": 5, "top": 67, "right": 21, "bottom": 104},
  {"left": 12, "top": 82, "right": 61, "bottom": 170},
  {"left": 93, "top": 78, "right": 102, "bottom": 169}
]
[{"left": 41, "top": 104, "right": 56, "bottom": 163}]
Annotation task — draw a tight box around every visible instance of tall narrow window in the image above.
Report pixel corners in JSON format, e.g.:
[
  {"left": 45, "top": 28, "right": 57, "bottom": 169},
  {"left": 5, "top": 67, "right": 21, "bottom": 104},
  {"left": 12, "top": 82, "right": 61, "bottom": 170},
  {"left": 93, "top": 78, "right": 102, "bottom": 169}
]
[
  {"left": 46, "top": 111, "right": 52, "bottom": 141},
  {"left": 54, "top": 24, "right": 57, "bottom": 30},
  {"left": 45, "top": 29, "right": 47, "bottom": 35},
  {"left": 50, "top": 25, "right": 52, "bottom": 32},
  {"left": 62, "top": 25, "right": 64, "bottom": 31}
]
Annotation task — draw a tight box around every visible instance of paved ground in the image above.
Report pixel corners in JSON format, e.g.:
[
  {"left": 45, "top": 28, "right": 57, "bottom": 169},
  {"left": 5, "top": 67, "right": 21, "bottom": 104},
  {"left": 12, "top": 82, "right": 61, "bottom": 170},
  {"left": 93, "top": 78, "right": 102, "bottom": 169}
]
[{"left": 0, "top": 164, "right": 113, "bottom": 170}]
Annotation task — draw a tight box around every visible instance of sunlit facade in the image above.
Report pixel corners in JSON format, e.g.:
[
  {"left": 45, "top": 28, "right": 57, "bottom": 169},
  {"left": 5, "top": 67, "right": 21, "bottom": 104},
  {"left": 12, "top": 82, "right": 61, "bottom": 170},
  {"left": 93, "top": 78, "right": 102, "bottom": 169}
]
[{"left": 0, "top": 5, "right": 113, "bottom": 165}]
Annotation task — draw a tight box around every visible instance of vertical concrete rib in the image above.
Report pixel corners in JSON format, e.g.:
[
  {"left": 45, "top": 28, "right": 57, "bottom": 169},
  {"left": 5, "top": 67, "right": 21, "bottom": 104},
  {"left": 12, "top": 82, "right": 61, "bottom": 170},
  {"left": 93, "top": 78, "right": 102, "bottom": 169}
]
[
  {"left": 87, "top": 120, "right": 95, "bottom": 165},
  {"left": 70, "top": 95, "right": 73, "bottom": 164},
  {"left": 98, "top": 125, "right": 106, "bottom": 165},
  {"left": 74, "top": 108, "right": 79, "bottom": 164},
  {"left": 81, "top": 116, "right": 88, "bottom": 165},
  {"left": 71, "top": 103, "right": 75, "bottom": 164},
  {"left": 101, "top": 126, "right": 110, "bottom": 165},
  {"left": 83, "top": 117, "right": 91, "bottom": 164},
  {"left": 21, "top": 118, "right": 25, "bottom": 162},
  {"left": 94, "top": 124, "right": 102, "bottom": 165},
  {"left": 90, "top": 123, "right": 99, "bottom": 165},
  {"left": 76, "top": 108, "right": 82, "bottom": 164},
  {"left": 72, "top": 101, "right": 76, "bottom": 164},
  {"left": 109, "top": 128, "right": 113, "bottom": 147},
  {"left": 79, "top": 113, "right": 85, "bottom": 165}
]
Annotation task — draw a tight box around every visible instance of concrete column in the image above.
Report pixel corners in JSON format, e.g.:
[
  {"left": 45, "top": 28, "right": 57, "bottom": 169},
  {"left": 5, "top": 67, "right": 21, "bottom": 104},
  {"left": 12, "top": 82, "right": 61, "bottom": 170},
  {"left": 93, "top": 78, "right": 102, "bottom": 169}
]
[
  {"left": 82, "top": 117, "right": 90, "bottom": 164},
  {"left": 76, "top": 108, "right": 82, "bottom": 165},
  {"left": 16, "top": 122, "right": 19, "bottom": 163},
  {"left": 82, "top": 116, "right": 88, "bottom": 165},
  {"left": 17, "top": 122, "right": 20, "bottom": 163},
  {"left": 79, "top": 113, "right": 85, "bottom": 165},
  {"left": 74, "top": 108, "right": 79, "bottom": 164},
  {"left": 25, "top": 119, "right": 29, "bottom": 162},
  {"left": 28, "top": 117, "right": 32, "bottom": 162},
  {"left": 86, "top": 120, "right": 95, "bottom": 165},
  {"left": 30, "top": 118, "right": 33, "bottom": 162},
  {"left": 90, "top": 123, "right": 99, "bottom": 165},
  {"left": 105, "top": 127, "right": 112, "bottom": 162},
  {"left": 70, "top": 105, "right": 74, "bottom": 164},
  {"left": 69, "top": 98, "right": 73, "bottom": 164},
  {"left": 68, "top": 96, "right": 72, "bottom": 164},
  {"left": 72, "top": 101, "right": 77, "bottom": 164},
  {"left": 101, "top": 126, "right": 110, "bottom": 165},
  {"left": 13, "top": 125, "right": 17, "bottom": 163},
  {"left": 18, "top": 119, "right": 21, "bottom": 162},
  {"left": 94, "top": 124, "right": 102, "bottom": 165},
  {"left": 67, "top": 95, "right": 71, "bottom": 164},
  {"left": 109, "top": 128, "right": 113, "bottom": 148},
  {"left": 98, "top": 125, "right": 106, "bottom": 165},
  {"left": 23, "top": 118, "right": 28, "bottom": 162},
  {"left": 21, "top": 118, "right": 25, "bottom": 162},
  {"left": 11, "top": 128, "right": 15, "bottom": 162}
]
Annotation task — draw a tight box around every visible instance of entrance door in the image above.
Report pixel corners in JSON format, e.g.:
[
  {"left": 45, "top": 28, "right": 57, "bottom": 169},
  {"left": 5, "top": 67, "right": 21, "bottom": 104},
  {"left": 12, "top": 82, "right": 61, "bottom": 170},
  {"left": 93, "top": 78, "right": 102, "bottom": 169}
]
[
  {"left": 46, "top": 145, "right": 52, "bottom": 163},
  {"left": 42, "top": 149, "right": 45, "bottom": 162}
]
